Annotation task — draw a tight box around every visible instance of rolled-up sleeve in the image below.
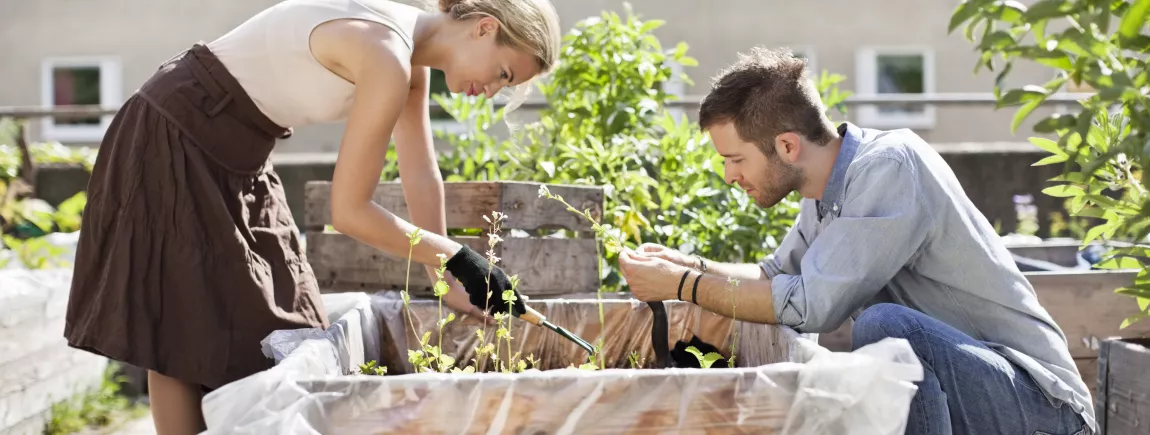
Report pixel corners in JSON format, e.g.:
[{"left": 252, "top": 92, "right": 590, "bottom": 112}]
[{"left": 771, "top": 156, "right": 933, "bottom": 333}]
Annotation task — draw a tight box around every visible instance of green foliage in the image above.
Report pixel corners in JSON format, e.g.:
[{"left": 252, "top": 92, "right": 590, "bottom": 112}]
[
  {"left": 0, "top": 130, "right": 92, "bottom": 269},
  {"left": 424, "top": 6, "right": 851, "bottom": 291},
  {"left": 44, "top": 363, "right": 147, "bottom": 435},
  {"left": 951, "top": 0, "right": 1150, "bottom": 328},
  {"left": 684, "top": 345, "right": 724, "bottom": 369}
]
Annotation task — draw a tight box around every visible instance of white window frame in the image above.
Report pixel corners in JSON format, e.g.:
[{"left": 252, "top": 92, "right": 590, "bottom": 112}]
[
  {"left": 40, "top": 56, "right": 123, "bottom": 142},
  {"left": 855, "top": 47, "right": 936, "bottom": 129}
]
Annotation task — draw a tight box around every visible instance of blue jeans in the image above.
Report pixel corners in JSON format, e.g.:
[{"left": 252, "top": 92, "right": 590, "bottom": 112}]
[{"left": 851, "top": 303, "right": 1089, "bottom": 435}]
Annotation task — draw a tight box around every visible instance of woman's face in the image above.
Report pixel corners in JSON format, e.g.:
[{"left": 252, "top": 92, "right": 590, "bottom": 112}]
[{"left": 443, "top": 17, "right": 540, "bottom": 98}]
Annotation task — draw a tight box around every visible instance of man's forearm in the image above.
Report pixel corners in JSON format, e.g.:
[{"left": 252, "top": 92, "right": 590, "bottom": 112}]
[
  {"left": 697, "top": 259, "right": 768, "bottom": 282},
  {"left": 682, "top": 272, "right": 778, "bottom": 324}
]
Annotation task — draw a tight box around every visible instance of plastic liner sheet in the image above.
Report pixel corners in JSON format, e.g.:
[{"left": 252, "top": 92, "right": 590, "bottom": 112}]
[{"left": 203, "top": 292, "right": 923, "bottom": 434}]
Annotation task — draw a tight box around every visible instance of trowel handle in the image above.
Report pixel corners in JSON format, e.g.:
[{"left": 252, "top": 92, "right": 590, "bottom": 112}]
[{"left": 517, "top": 305, "right": 547, "bottom": 326}]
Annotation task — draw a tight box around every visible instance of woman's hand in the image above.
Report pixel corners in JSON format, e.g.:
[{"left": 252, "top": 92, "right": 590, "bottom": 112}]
[
  {"left": 440, "top": 274, "right": 496, "bottom": 325},
  {"left": 444, "top": 245, "right": 527, "bottom": 316}
]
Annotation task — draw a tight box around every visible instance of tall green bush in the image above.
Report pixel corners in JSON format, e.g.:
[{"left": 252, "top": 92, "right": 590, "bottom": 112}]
[
  {"left": 950, "top": 0, "right": 1150, "bottom": 328},
  {"left": 423, "top": 6, "right": 850, "bottom": 291},
  {"left": 0, "top": 119, "right": 91, "bottom": 268}
]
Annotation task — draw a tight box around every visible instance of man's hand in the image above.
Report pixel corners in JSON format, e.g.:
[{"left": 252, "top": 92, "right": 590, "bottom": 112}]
[
  {"left": 619, "top": 249, "right": 691, "bottom": 302},
  {"left": 636, "top": 243, "right": 698, "bottom": 269}
]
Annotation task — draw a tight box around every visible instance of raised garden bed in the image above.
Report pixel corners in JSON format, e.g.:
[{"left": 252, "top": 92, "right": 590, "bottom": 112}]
[
  {"left": 1095, "top": 337, "right": 1150, "bottom": 435},
  {"left": 303, "top": 180, "right": 604, "bottom": 296},
  {"left": 0, "top": 269, "right": 108, "bottom": 434},
  {"left": 202, "top": 291, "right": 924, "bottom": 434}
]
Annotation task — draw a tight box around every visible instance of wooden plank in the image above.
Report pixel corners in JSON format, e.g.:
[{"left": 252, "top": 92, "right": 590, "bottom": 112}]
[
  {"left": 1006, "top": 241, "right": 1082, "bottom": 267},
  {"left": 307, "top": 232, "right": 598, "bottom": 295},
  {"left": 497, "top": 182, "right": 603, "bottom": 233},
  {"left": 303, "top": 181, "right": 603, "bottom": 232},
  {"left": 1026, "top": 270, "right": 1150, "bottom": 359},
  {"left": 1097, "top": 338, "right": 1150, "bottom": 435},
  {"left": 1075, "top": 357, "right": 1097, "bottom": 396},
  {"left": 304, "top": 181, "right": 500, "bottom": 232}
]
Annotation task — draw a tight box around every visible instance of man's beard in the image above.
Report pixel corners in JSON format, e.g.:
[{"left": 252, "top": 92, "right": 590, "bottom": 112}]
[{"left": 753, "top": 155, "right": 803, "bottom": 208}]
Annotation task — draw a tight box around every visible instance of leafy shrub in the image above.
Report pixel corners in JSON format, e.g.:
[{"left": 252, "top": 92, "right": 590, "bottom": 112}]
[
  {"left": 0, "top": 122, "right": 91, "bottom": 269},
  {"left": 950, "top": 0, "right": 1150, "bottom": 328},
  {"left": 421, "top": 6, "right": 850, "bottom": 291}
]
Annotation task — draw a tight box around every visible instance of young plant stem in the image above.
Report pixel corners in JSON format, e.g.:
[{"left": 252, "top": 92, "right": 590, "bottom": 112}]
[
  {"left": 727, "top": 277, "right": 740, "bottom": 368},
  {"left": 538, "top": 184, "right": 618, "bottom": 368}
]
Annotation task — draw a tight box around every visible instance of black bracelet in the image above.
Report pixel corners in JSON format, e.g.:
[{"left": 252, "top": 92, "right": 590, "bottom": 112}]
[
  {"left": 676, "top": 269, "right": 691, "bottom": 301},
  {"left": 691, "top": 272, "right": 703, "bottom": 304}
]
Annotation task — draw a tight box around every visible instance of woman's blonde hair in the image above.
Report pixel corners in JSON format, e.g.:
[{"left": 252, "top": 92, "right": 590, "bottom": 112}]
[{"left": 438, "top": 0, "right": 562, "bottom": 74}]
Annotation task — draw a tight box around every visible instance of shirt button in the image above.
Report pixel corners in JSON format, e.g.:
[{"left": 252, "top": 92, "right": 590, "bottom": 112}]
[{"left": 833, "top": 204, "right": 839, "bottom": 211}]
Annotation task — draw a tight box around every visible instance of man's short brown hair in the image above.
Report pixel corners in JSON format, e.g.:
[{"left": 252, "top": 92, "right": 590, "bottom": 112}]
[{"left": 698, "top": 46, "right": 837, "bottom": 154}]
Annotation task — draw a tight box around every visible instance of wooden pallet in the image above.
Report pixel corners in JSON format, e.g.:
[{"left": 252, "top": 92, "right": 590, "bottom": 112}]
[{"left": 303, "top": 180, "right": 605, "bottom": 297}]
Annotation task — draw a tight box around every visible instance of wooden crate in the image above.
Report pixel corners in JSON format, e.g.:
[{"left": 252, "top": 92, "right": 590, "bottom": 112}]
[
  {"left": 814, "top": 270, "right": 1148, "bottom": 393},
  {"left": 1095, "top": 337, "right": 1150, "bottom": 435},
  {"left": 303, "top": 180, "right": 605, "bottom": 297}
]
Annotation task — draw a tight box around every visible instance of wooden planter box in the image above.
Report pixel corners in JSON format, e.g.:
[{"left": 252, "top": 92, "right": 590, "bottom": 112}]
[
  {"left": 303, "top": 181, "right": 605, "bottom": 297},
  {"left": 0, "top": 269, "right": 108, "bottom": 434},
  {"left": 204, "top": 292, "right": 929, "bottom": 434},
  {"left": 1095, "top": 337, "right": 1150, "bottom": 435}
]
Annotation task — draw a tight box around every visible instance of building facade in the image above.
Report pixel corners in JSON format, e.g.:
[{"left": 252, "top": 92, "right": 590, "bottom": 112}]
[{"left": 1, "top": 0, "right": 1063, "bottom": 153}]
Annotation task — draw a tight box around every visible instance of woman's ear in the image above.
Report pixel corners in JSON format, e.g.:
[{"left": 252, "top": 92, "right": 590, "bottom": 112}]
[{"left": 476, "top": 16, "right": 500, "bottom": 38}]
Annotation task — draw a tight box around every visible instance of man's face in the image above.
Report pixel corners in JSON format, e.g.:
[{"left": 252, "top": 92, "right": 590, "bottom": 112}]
[{"left": 708, "top": 122, "right": 802, "bottom": 208}]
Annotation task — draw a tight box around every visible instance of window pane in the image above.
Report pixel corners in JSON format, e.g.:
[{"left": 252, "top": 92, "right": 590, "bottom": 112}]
[
  {"left": 875, "top": 54, "right": 925, "bottom": 114},
  {"left": 52, "top": 66, "right": 102, "bottom": 125}
]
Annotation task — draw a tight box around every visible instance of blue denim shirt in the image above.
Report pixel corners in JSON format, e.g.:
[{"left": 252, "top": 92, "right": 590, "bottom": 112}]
[{"left": 760, "top": 122, "right": 1096, "bottom": 432}]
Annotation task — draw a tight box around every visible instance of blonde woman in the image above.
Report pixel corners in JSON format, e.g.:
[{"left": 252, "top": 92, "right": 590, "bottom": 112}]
[{"left": 63, "top": 0, "right": 561, "bottom": 432}]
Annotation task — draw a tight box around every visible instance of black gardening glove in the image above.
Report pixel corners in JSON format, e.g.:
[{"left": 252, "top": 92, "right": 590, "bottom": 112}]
[{"left": 445, "top": 245, "right": 527, "bottom": 316}]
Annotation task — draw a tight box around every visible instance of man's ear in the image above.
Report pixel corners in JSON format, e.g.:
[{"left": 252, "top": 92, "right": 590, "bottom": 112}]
[{"left": 774, "top": 132, "right": 802, "bottom": 163}]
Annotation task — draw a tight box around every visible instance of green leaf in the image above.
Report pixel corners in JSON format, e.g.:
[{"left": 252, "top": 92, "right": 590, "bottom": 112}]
[
  {"left": 1096, "top": 256, "right": 1142, "bottom": 270},
  {"left": 1042, "top": 184, "right": 1085, "bottom": 197},
  {"left": 979, "top": 30, "right": 1018, "bottom": 50},
  {"left": 1119, "top": 311, "right": 1150, "bottom": 329},
  {"left": 1012, "top": 98, "right": 1045, "bottom": 132},
  {"left": 1034, "top": 113, "right": 1078, "bottom": 133},
  {"left": 700, "top": 352, "right": 724, "bottom": 369},
  {"left": 949, "top": 2, "right": 980, "bottom": 34},
  {"left": 1023, "top": 0, "right": 1075, "bottom": 20},
  {"left": 990, "top": 1, "right": 1027, "bottom": 23},
  {"left": 1119, "top": 0, "right": 1150, "bottom": 43},
  {"left": 1028, "top": 137, "right": 1066, "bottom": 156},
  {"left": 1032, "top": 154, "right": 1070, "bottom": 166},
  {"left": 639, "top": 19, "right": 666, "bottom": 34},
  {"left": 997, "top": 85, "right": 1048, "bottom": 108}
]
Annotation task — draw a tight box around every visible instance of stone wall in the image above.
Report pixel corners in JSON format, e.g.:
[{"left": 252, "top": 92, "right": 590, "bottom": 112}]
[
  {"left": 35, "top": 144, "right": 1060, "bottom": 237},
  {"left": 0, "top": 269, "right": 108, "bottom": 435}
]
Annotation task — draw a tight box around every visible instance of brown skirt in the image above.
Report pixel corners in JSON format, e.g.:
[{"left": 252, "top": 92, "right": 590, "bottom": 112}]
[{"left": 64, "top": 43, "right": 329, "bottom": 390}]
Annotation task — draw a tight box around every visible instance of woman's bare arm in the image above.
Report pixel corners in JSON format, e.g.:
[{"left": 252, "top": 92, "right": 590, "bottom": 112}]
[
  {"left": 322, "top": 23, "right": 461, "bottom": 267},
  {"left": 393, "top": 66, "right": 452, "bottom": 282}
]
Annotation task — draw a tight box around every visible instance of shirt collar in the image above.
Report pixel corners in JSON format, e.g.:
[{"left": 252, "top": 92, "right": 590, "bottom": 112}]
[{"left": 817, "top": 122, "right": 862, "bottom": 219}]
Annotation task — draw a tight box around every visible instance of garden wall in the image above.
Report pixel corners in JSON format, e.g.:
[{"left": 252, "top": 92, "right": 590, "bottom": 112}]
[
  {"left": 0, "top": 269, "right": 108, "bottom": 435},
  {"left": 35, "top": 144, "right": 1059, "bottom": 237}
]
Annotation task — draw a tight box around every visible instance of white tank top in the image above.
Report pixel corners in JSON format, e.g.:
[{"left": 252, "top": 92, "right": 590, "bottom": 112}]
[{"left": 206, "top": 0, "right": 414, "bottom": 129}]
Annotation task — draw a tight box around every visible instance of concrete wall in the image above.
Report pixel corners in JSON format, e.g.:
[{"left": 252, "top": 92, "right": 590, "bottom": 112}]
[
  {"left": 36, "top": 145, "right": 1066, "bottom": 239},
  {"left": 3, "top": 0, "right": 1061, "bottom": 151},
  {"left": 0, "top": 269, "right": 109, "bottom": 435}
]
